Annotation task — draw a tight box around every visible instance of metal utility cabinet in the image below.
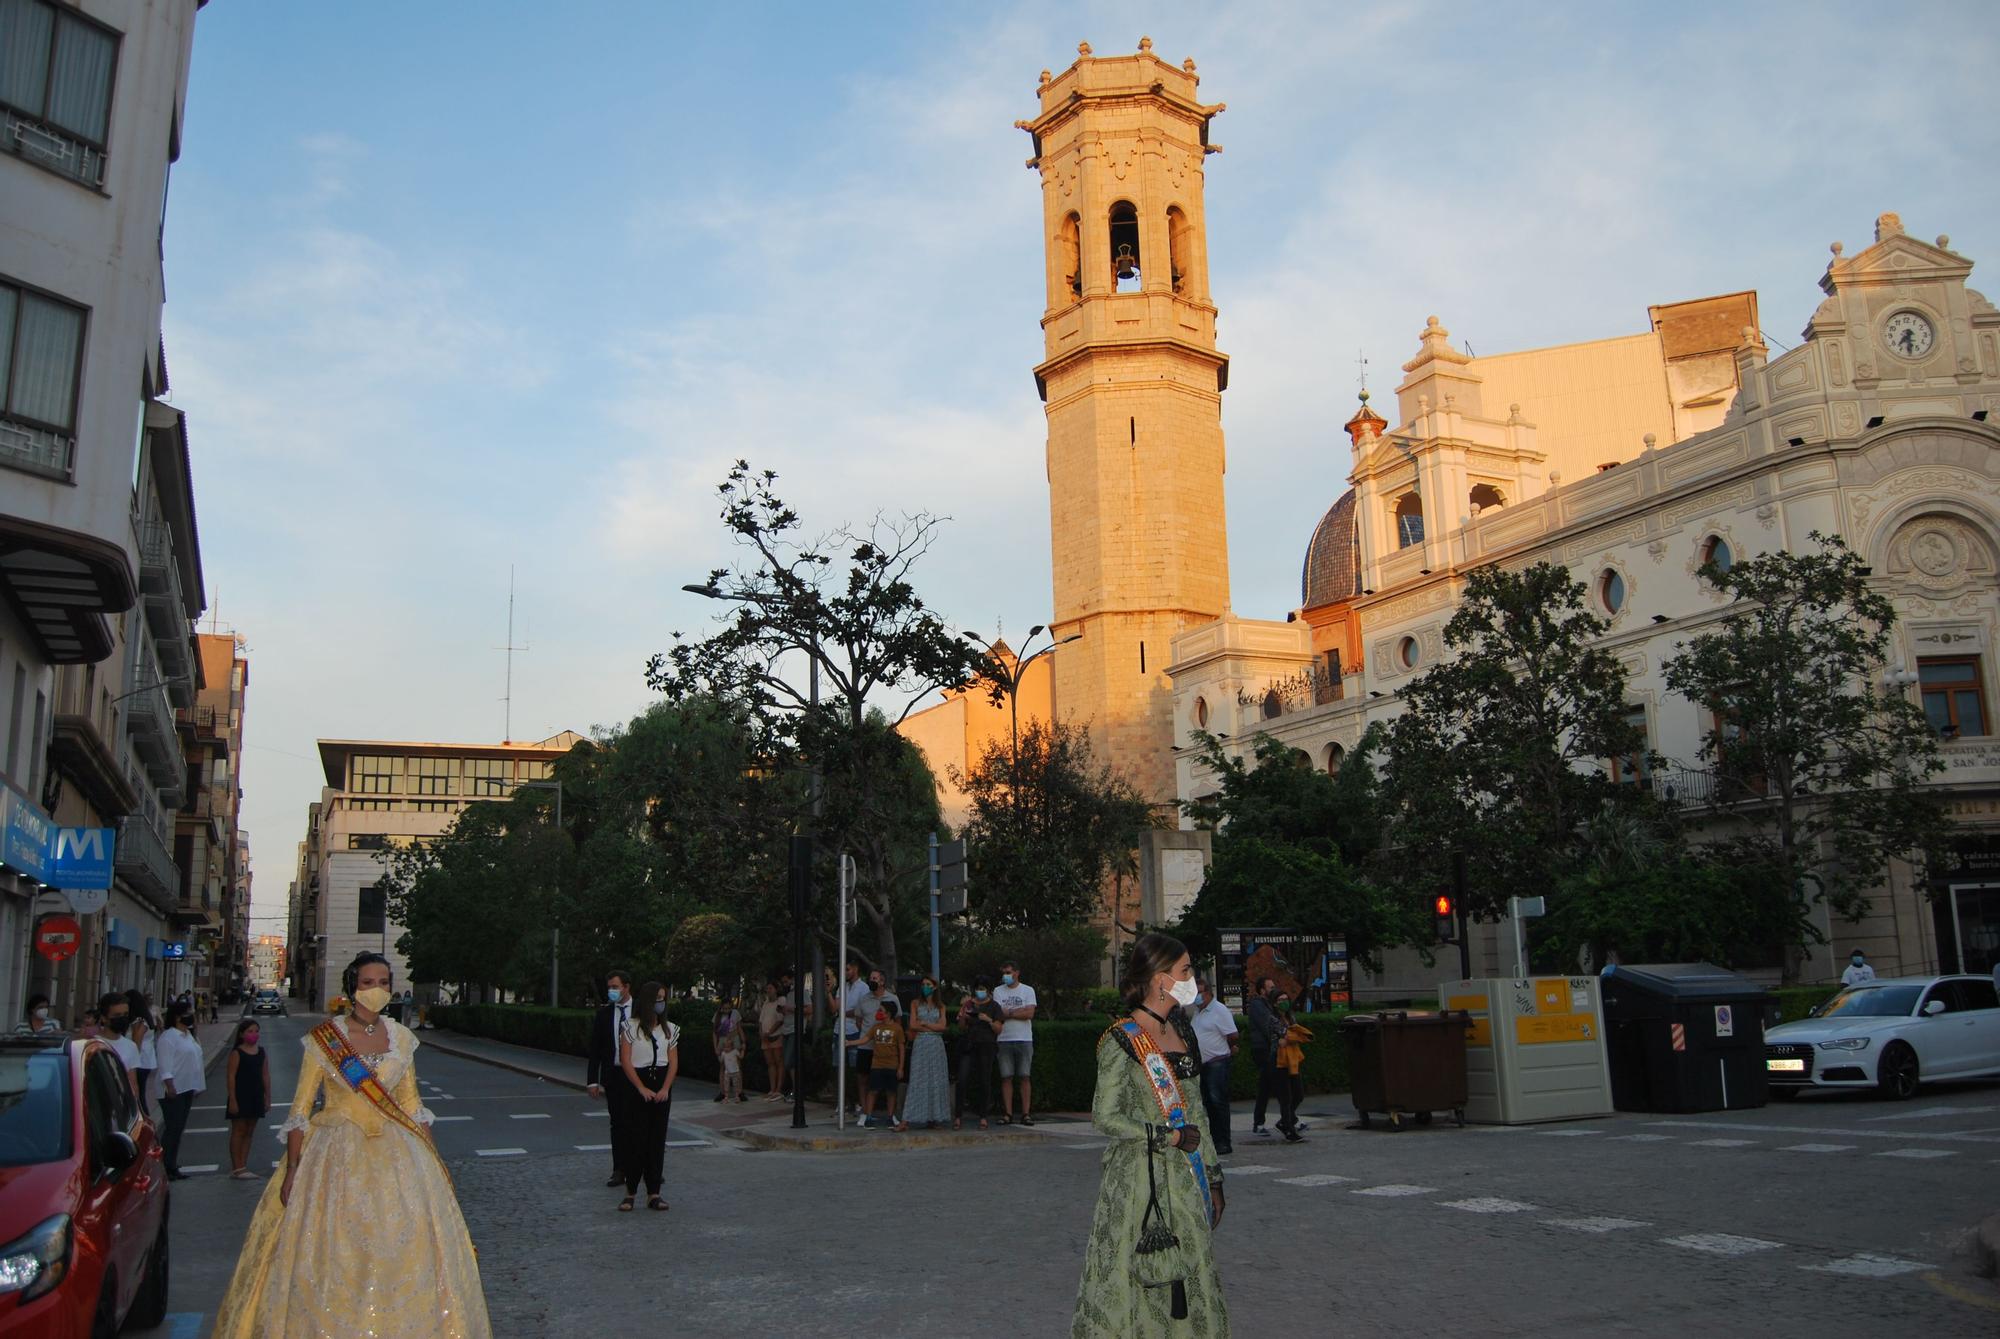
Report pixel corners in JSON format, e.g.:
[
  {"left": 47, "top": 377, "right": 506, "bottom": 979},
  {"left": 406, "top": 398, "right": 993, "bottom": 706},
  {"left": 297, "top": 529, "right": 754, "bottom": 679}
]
[
  {"left": 1598, "top": 962, "right": 1771, "bottom": 1113},
  {"left": 1440, "top": 977, "right": 1615, "bottom": 1124}
]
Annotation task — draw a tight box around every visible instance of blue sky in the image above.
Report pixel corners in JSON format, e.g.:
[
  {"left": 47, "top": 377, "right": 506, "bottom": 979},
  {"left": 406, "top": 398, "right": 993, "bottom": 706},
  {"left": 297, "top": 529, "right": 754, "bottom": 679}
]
[{"left": 160, "top": 1, "right": 2000, "bottom": 930}]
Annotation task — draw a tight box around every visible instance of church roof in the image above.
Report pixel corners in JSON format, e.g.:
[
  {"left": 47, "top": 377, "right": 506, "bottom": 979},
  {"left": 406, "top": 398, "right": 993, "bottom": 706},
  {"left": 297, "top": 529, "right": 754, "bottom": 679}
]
[{"left": 1301, "top": 487, "right": 1360, "bottom": 609}]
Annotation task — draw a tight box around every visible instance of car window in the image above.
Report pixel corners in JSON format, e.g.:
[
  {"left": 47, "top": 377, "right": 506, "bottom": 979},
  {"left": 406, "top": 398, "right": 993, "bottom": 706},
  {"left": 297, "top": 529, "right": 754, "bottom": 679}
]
[
  {"left": 1950, "top": 978, "right": 1998, "bottom": 1011},
  {"left": 84, "top": 1050, "right": 134, "bottom": 1145},
  {"left": 1815, "top": 983, "right": 1925, "bottom": 1018},
  {"left": 1921, "top": 983, "right": 1963, "bottom": 1015},
  {"left": 0, "top": 1050, "right": 72, "bottom": 1166}
]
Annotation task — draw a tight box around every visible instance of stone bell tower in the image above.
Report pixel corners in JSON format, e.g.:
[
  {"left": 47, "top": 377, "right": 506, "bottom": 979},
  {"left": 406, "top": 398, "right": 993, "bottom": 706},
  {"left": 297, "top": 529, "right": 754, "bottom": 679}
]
[{"left": 1017, "top": 38, "right": 1231, "bottom": 806}]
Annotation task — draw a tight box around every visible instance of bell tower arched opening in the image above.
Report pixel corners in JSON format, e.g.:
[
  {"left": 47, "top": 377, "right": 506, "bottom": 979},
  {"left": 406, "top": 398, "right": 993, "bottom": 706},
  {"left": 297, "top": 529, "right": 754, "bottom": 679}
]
[
  {"left": 1110, "top": 200, "right": 1142, "bottom": 293},
  {"left": 1395, "top": 492, "right": 1425, "bottom": 548},
  {"left": 1054, "top": 211, "right": 1081, "bottom": 305},
  {"left": 1167, "top": 206, "right": 1194, "bottom": 297}
]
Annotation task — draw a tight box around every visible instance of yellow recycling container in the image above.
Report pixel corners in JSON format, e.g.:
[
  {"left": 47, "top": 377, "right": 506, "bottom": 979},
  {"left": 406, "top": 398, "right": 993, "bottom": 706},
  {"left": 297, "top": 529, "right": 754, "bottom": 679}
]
[{"left": 1440, "top": 976, "right": 1615, "bottom": 1124}]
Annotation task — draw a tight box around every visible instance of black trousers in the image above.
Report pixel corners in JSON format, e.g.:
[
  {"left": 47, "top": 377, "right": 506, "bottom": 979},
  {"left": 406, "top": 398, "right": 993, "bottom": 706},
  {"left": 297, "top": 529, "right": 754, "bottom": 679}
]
[
  {"left": 1252, "top": 1050, "right": 1298, "bottom": 1132},
  {"left": 955, "top": 1047, "right": 995, "bottom": 1119},
  {"left": 625, "top": 1073, "right": 670, "bottom": 1197},
  {"left": 159, "top": 1090, "right": 196, "bottom": 1173},
  {"left": 603, "top": 1070, "right": 638, "bottom": 1177}
]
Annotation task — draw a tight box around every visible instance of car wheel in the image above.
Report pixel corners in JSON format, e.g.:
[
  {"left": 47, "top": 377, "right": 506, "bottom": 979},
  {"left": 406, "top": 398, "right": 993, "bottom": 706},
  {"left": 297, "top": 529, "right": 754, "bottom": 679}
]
[
  {"left": 124, "top": 1215, "right": 170, "bottom": 1331},
  {"left": 92, "top": 1271, "right": 119, "bottom": 1339},
  {"left": 1876, "top": 1041, "right": 1920, "bottom": 1101}
]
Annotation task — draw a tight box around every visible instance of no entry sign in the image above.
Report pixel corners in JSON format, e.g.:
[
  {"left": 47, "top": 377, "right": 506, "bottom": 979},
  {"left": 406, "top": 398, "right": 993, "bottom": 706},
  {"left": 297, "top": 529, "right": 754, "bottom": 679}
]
[{"left": 35, "top": 914, "right": 82, "bottom": 962}]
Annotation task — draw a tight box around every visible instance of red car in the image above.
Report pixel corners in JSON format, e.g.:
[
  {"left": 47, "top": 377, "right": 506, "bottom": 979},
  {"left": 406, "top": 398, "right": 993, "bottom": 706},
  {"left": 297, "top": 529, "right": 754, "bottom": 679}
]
[{"left": 0, "top": 1033, "right": 169, "bottom": 1337}]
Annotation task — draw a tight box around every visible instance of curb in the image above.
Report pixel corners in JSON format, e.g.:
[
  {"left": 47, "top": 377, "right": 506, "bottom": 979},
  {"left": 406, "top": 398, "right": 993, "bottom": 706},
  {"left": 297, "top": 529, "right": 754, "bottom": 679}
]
[
  {"left": 419, "top": 1034, "right": 592, "bottom": 1094},
  {"left": 725, "top": 1124, "right": 1064, "bottom": 1153}
]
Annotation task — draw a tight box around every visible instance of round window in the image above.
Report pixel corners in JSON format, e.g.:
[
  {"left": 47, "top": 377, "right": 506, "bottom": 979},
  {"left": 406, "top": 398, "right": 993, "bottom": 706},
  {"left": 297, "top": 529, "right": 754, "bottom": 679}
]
[
  {"left": 1398, "top": 636, "right": 1420, "bottom": 669},
  {"left": 1600, "top": 569, "right": 1626, "bottom": 615},
  {"left": 1194, "top": 697, "right": 1209, "bottom": 729},
  {"left": 1702, "top": 536, "right": 1733, "bottom": 575}
]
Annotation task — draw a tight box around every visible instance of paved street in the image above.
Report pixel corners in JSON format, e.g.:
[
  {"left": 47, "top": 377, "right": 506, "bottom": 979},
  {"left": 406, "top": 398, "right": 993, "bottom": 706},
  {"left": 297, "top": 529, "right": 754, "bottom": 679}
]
[{"left": 135, "top": 1014, "right": 1998, "bottom": 1337}]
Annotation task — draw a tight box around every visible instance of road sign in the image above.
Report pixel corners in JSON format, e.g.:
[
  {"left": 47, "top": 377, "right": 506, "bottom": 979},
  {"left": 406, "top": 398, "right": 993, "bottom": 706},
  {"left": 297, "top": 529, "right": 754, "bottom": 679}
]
[
  {"left": 35, "top": 914, "right": 82, "bottom": 962},
  {"left": 935, "top": 838, "right": 968, "bottom": 890},
  {"left": 48, "top": 826, "right": 115, "bottom": 893},
  {"left": 1714, "top": 1004, "right": 1734, "bottom": 1038}
]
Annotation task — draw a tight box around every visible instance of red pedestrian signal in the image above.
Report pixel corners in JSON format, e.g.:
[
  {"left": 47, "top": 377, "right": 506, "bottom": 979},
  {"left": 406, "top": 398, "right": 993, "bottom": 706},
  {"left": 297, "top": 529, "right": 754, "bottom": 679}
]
[{"left": 1433, "top": 894, "right": 1457, "bottom": 943}]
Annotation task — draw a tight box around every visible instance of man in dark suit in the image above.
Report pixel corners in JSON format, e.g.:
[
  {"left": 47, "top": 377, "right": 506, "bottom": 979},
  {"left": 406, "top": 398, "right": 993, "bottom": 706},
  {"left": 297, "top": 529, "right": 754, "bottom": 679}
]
[{"left": 586, "top": 970, "right": 635, "bottom": 1188}]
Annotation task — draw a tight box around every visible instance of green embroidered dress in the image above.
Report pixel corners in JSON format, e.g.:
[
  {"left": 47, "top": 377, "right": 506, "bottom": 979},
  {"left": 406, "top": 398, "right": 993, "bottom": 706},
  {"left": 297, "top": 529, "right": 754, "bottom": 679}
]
[{"left": 1072, "top": 1017, "right": 1229, "bottom": 1338}]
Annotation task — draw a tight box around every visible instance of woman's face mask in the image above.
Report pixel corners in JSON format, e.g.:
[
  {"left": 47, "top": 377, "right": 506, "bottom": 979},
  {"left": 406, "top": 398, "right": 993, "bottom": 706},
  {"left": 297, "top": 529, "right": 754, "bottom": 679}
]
[
  {"left": 921, "top": 983, "right": 935, "bottom": 997},
  {"left": 975, "top": 989, "right": 989, "bottom": 1002},
  {"left": 242, "top": 1030, "right": 259, "bottom": 1047},
  {"left": 653, "top": 1000, "right": 667, "bottom": 1016}
]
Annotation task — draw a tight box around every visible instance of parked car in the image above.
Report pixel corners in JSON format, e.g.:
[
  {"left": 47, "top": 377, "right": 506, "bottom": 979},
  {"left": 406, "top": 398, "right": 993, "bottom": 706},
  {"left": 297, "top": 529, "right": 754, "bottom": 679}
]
[
  {"left": 0, "top": 1033, "right": 170, "bottom": 1336},
  {"left": 251, "top": 989, "right": 286, "bottom": 1017},
  {"left": 1764, "top": 974, "right": 2000, "bottom": 1100}
]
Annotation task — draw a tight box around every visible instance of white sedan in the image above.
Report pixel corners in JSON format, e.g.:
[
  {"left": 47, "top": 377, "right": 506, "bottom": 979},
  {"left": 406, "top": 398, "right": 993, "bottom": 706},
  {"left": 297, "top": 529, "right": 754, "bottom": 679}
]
[{"left": 1764, "top": 974, "right": 2000, "bottom": 1100}]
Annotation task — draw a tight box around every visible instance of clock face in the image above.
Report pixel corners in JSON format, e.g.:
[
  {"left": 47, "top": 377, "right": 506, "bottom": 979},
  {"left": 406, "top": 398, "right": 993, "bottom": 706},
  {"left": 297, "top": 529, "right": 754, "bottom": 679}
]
[{"left": 1884, "top": 310, "right": 1936, "bottom": 359}]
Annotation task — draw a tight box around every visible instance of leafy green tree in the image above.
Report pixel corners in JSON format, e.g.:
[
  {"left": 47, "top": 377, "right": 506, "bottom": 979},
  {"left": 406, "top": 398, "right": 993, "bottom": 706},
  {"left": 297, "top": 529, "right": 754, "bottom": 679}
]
[
  {"left": 1661, "top": 532, "right": 1947, "bottom": 943},
  {"left": 1173, "top": 729, "right": 1419, "bottom": 972},
  {"left": 953, "top": 720, "right": 1155, "bottom": 933},
  {"left": 1380, "top": 561, "right": 1644, "bottom": 921},
  {"left": 382, "top": 799, "right": 564, "bottom": 1001},
  {"left": 646, "top": 461, "right": 994, "bottom": 980}
]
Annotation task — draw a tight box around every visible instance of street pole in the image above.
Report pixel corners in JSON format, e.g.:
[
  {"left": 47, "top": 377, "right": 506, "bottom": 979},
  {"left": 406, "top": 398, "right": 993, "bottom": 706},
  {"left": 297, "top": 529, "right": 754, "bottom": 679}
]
[
  {"left": 794, "top": 640, "right": 819, "bottom": 1131},
  {"left": 928, "top": 832, "right": 942, "bottom": 982}
]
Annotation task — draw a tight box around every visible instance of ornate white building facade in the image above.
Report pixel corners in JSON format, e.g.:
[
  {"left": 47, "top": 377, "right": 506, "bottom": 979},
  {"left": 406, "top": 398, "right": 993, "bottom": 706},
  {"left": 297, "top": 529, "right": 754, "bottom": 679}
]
[{"left": 1167, "top": 213, "right": 2000, "bottom": 995}]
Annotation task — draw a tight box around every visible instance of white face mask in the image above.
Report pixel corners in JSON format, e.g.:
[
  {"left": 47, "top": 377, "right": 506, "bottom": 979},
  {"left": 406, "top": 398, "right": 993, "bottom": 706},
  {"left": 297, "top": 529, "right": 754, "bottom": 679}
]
[{"left": 1167, "top": 977, "right": 1200, "bottom": 1008}]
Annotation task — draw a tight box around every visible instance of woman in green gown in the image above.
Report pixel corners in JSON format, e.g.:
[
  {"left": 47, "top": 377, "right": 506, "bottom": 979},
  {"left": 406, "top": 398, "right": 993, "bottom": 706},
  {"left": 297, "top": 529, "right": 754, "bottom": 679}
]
[{"left": 1073, "top": 933, "right": 1229, "bottom": 1337}]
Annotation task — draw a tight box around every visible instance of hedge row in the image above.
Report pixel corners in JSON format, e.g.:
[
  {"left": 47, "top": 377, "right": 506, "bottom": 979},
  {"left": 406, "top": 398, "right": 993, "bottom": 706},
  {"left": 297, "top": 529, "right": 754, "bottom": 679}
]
[{"left": 429, "top": 1002, "right": 1359, "bottom": 1113}]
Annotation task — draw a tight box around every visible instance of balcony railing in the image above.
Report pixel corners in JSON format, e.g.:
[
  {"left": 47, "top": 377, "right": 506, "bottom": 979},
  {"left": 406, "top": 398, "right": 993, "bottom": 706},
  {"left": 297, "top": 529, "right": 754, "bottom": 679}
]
[
  {"left": 115, "top": 815, "right": 178, "bottom": 908},
  {"left": 125, "top": 667, "right": 180, "bottom": 786},
  {"left": 3, "top": 105, "right": 107, "bottom": 188},
  {"left": 1237, "top": 662, "right": 1346, "bottom": 722},
  {"left": 0, "top": 414, "right": 74, "bottom": 480}
]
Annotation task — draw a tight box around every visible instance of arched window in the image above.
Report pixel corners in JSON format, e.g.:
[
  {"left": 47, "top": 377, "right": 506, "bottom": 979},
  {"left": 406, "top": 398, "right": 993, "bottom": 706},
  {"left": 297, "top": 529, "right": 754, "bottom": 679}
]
[
  {"left": 1110, "top": 201, "right": 1142, "bottom": 293},
  {"left": 1395, "top": 492, "right": 1425, "bottom": 549},
  {"left": 1056, "top": 212, "right": 1081, "bottom": 302},
  {"left": 1324, "top": 742, "right": 1345, "bottom": 775},
  {"left": 1262, "top": 688, "right": 1283, "bottom": 720},
  {"left": 1469, "top": 483, "right": 1505, "bottom": 515},
  {"left": 1701, "top": 535, "right": 1733, "bottom": 576},
  {"left": 1167, "top": 206, "right": 1193, "bottom": 296},
  {"left": 1194, "top": 696, "right": 1210, "bottom": 729}
]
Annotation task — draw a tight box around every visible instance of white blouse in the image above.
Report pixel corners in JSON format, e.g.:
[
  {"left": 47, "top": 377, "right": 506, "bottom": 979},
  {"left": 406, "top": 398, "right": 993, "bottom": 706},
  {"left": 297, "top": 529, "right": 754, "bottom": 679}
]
[{"left": 621, "top": 1019, "right": 680, "bottom": 1071}]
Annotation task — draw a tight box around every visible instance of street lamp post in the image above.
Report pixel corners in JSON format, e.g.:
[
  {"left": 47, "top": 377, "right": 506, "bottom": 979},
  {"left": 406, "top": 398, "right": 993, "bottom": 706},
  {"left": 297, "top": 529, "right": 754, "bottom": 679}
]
[
  {"left": 685, "top": 581, "right": 819, "bottom": 1130},
  {"left": 512, "top": 780, "right": 565, "bottom": 1007},
  {"left": 961, "top": 624, "right": 1081, "bottom": 777}
]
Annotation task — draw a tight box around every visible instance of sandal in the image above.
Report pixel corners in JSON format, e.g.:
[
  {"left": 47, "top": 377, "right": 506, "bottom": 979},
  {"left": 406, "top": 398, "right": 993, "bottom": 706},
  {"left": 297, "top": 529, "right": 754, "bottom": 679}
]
[
  {"left": 894, "top": 1121, "right": 909, "bottom": 1133},
  {"left": 618, "top": 1197, "right": 635, "bottom": 1213},
  {"left": 952, "top": 1117, "right": 962, "bottom": 1131},
  {"left": 978, "top": 1118, "right": 989, "bottom": 1131},
  {"left": 648, "top": 1197, "right": 669, "bottom": 1212}
]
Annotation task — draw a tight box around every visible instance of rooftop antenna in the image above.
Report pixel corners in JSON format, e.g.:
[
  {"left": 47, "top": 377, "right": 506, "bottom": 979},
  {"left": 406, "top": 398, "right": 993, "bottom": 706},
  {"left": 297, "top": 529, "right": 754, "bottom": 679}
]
[
  {"left": 1356, "top": 348, "right": 1369, "bottom": 395},
  {"left": 498, "top": 567, "right": 529, "bottom": 743}
]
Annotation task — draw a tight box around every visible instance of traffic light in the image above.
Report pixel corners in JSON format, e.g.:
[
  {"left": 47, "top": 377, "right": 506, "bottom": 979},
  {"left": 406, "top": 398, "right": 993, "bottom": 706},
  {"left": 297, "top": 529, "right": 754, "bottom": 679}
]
[{"left": 1433, "top": 893, "right": 1457, "bottom": 943}]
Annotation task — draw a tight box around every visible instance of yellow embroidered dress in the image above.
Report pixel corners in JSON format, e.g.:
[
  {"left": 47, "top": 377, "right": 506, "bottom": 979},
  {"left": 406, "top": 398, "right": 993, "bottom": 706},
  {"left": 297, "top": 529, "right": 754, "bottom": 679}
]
[{"left": 212, "top": 1018, "right": 492, "bottom": 1338}]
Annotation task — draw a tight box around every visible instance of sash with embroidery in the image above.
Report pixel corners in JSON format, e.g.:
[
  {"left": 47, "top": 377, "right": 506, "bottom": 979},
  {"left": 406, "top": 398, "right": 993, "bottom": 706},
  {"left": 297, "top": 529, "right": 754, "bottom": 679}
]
[
  {"left": 1117, "top": 1020, "right": 1216, "bottom": 1228},
  {"left": 307, "top": 1020, "right": 451, "bottom": 1182}
]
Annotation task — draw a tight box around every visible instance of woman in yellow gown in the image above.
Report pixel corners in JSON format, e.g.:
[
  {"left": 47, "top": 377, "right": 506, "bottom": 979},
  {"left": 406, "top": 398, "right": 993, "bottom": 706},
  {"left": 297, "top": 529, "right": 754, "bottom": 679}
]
[{"left": 213, "top": 953, "right": 492, "bottom": 1338}]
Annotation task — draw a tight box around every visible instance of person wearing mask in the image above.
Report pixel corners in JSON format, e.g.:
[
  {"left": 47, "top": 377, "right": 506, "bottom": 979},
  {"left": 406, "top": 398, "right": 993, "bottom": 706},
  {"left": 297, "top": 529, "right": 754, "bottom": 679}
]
[
  {"left": 155, "top": 1002, "right": 206, "bottom": 1180},
  {"left": 1842, "top": 950, "right": 1877, "bottom": 988},
  {"left": 847, "top": 1004, "right": 906, "bottom": 1130},
  {"left": 98, "top": 991, "right": 142, "bottom": 1101},
  {"left": 774, "top": 968, "right": 810, "bottom": 1100},
  {"left": 1274, "top": 997, "right": 1311, "bottom": 1144},
  {"left": 898, "top": 975, "right": 950, "bottom": 1131},
  {"left": 712, "top": 996, "right": 747, "bottom": 1103},
  {"left": 756, "top": 981, "right": 786, "bottom": 1101},
  {"left": 1244, "top": 976, "right": 1292, "bottom": 1140},
  {"left": 993, "top": 961, "right": 1039, "bottom": 1125},
  {"left": 1071, "top": 932, "right": 1227, "bottom": 1335},
  {"left": 127, "top": 990, "right": 158, "bottom": 1119},
  {"left": 586, "top": 970, "right": 637, "bottom": 1189},
  {"left": 212, "top": 952, "right": 491, "bottom": 1337},
  {"left": 954, "top": 977, "right": 1003, "bottom": 1131},
  {"left": 225, "top": 1015, "right": 272, "bottom": 1179},
  {"left": 1188, "top": 975, "right": 1240, "bottom": 1156},
  {"left": 15, "top": 992, "right": 59, "bottom": 1034},
  {"left": 617, "top": 981, "right": 679, "bottom": 1212},
  {"left": 840, "top": 961, "right": 872, "bottom": 1118}
]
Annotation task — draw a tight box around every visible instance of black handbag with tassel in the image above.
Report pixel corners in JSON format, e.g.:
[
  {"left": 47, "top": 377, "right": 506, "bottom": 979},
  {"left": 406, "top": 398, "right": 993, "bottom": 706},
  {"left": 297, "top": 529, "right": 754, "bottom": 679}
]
[{"left": 1133, "top": 1126, "right": 1192, "bottom": 1320}]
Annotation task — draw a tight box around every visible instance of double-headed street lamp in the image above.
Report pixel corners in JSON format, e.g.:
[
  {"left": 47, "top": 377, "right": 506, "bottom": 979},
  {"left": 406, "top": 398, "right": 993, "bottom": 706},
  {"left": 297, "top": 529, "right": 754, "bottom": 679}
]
[
  {"left": 683, "top": 581, "right": 818, "bottom": 1130},
  {"left": 961, "top": 624, "right": 1081, "bottom": 776}
]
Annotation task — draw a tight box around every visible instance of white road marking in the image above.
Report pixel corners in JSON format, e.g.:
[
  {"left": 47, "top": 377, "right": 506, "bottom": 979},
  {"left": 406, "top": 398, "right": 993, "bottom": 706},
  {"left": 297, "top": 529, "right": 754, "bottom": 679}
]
[
  {"left": 1607, "top": 1134, "right": 1672, "bottom": 1142},
  {"left": 1779, "top": 1143, "right": 1854, "bottom": 1154},
  {"left": 180, "top": 1164, "right": 219, "bottom": 1174},
  {"left": 1862, "top": 1105, "right": 1995, "bottom": 1122},
  {"left": 430, "top": 1115, "right": 473, "bottom": 1123},
  {"left": 1544, "top": 1217, "right": 1648, "bottom": 1234},
  {"left": 192, "top": 1104, "right": 224, "bottom": 1112},
  {"left": 1352, "top": 1184, "right": 1436, "bottom": 1197},
  {"left": 1648, "top": 1118, "right": 2000, "bottom": 1145},
  {"left": 475, "top": 1147, "right": 526, "bottom": 1157},
  {"left": 581, "top": 1110, "right": 608, "bottom": 1118},
  {"left": 575, "top": 1143, "right": 613, "bottom": 1151},
  {"left": 1872, "top": 1147, "right": 1955, "bottom": 1159},
  {"left": 1803, "top": 1253, "right": 1934, "bottom": 1278},
  {"left": 665, "top": 1139, "right": 708, "bottom": 1148},
  {"left": 184, "top": 1126, "right": 228, "bottom": 1135},
  {"left": 1665, "top": 1233, "right": 1784, "bottom": 1257},
  {"left": 1277, "top": 1174, "right": 1355, "bottom": 1187},
  {"left": 1223, "top": 1164, "right": 1282, "bottom": 1175},
  {"left": 1534, "top": 1128, "right": 1603, "bottom": 1137},
  {"left": 509, "top": 1113, "right": 551, "bottom": 1120},
  {"left": 1690, "top": 1138, "right": 1756, "bottom": 1148},
  {"left": 1440, "top": 1197, "right": 1538, "bottom": 1213}
]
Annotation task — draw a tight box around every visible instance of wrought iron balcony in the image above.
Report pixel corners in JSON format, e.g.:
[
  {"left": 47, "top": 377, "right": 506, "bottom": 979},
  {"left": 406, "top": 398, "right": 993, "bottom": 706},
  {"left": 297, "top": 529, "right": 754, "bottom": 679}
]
[
  {"left": 0, "top": 414, "right": 74, "bottom": 480},
  {"left": 115, "top": 815, "right": 178, "bottom": 911},
  {"left": 4, "top": 105, "right": 107, "bottom": 188},
  {"left": 125, "top": 668, "right": 180, "bottom": 785}
]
